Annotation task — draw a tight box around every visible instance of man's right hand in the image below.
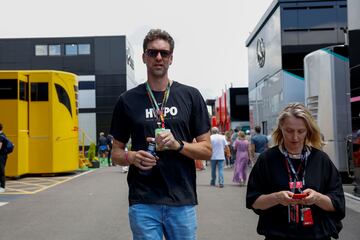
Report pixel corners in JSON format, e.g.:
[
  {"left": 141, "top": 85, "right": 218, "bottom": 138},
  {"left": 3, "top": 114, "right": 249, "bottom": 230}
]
[{"left": 131, "top": 150, "right": 158, "bottom": 170}]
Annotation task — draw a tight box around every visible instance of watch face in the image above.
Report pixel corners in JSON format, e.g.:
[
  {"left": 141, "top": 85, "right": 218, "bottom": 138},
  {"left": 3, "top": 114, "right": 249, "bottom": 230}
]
[{"left": 256, "top": 38, "right": 265, "bottom": 68}]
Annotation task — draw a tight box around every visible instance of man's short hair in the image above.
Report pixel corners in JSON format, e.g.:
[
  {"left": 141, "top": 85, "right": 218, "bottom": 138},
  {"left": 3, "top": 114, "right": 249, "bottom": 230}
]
[
  {"left": 255, "top": 126, "right": 261, "bottom": 133},
  {"left": 143, "top": 29, "right": 175, "bottom": 53},
  {"left": 0, "top": 123, "right": 3, "bottom": 131},
  {"left": 211, "top": 127, "right": 219, "bottom": 134}
]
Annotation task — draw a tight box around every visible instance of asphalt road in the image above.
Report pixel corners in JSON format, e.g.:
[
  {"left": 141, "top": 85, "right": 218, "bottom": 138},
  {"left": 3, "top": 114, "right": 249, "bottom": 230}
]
[{"left": 0, "top": 165, "right": 359, "bottom": 240}]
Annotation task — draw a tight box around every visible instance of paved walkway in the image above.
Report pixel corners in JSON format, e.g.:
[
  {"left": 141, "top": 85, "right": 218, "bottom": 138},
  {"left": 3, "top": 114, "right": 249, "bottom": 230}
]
[{"left": 0, "top": 165, "right": 359, "bottom": 239}]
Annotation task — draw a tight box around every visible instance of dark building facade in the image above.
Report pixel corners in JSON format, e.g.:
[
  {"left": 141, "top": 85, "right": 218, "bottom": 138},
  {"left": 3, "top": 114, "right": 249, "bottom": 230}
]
[
  {"left": 212, "top": 87, "right": 249, "bottom": 132},
  {"left": 0, "top": 36, "right": 135, "bottom": 145},
  {"left": 246, "top": 0, "right": 347, "bottom": 134},
  {"left": 228, "top": 87, "right": 250, "bottom": 130}
]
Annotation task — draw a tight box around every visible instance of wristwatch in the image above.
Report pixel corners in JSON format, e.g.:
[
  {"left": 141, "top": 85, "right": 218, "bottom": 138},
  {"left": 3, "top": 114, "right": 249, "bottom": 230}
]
[{"left": 176, "top": 139, "right": 184, "bottom": 152}]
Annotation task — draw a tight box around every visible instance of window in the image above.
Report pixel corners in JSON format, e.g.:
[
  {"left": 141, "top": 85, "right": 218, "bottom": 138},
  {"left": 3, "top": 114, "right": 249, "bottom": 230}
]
[
  {"left": 49, "top": 44, "right": 61, "bottom": 56},
  {"left": 65, "top": 44, "right": 78, "bottom": 56},
  {"left": 235, "top": 95, "right": 249, "bottom": 106},
  {"left": 19, "top": 81, "right": 28, "bottom": 101},
  {"left": 35, "top": 43, "right": 91, "bottom": 56},
  {"left": 35, "top": 44, "right": 60, "bottom": 56},
  {"left": 78, "top": 44, "right": 90, "bottom": 55},
  {"left": 31, "top": 83, "right": 48, "bottom": 101},
  {"left": 79, "top": 81, "right": 95, "bottom": 90},
  {"left": 55, "top": 84, "right": 72, "bottom": 117},
  {"left": 0, "top": 79, "right": 17, "bottom": 99},
  {"left": 35, "top": 45, "right": 48, "bottom": 56}
]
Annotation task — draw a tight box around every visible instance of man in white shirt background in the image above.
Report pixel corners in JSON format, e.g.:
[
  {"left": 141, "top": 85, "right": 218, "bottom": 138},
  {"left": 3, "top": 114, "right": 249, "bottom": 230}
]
[{"left": 210, "top": 127, "right": 228, "bottom": 188}]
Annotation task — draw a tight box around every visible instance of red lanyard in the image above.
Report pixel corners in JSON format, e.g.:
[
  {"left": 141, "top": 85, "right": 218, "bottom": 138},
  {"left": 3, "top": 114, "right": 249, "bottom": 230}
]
[
  {"left": 285, "top": 157, "right": 302, "bottom": 183},
  {"left": 284, "top": 149, "right": 308, "bottom": 191},
  {"left": 146, "top": 81, "right": 170, "bottom": 128}
]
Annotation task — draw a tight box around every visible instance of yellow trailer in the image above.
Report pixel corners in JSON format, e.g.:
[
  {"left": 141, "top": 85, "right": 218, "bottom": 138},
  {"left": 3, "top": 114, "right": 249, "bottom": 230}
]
[{"left": 0, "top": 70, "right": 79, "bottom": 177}]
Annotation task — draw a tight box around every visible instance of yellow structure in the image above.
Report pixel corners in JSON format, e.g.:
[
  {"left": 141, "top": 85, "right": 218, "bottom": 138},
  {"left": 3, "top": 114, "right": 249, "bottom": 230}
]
[{"left": 0, "top": 70, "right": 79, "bottom": 177}]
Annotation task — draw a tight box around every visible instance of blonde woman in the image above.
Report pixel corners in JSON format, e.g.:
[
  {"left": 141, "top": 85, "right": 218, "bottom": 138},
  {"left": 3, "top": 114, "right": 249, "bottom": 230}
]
[
  {"left": 246, "top": 103, "right": 345, "bottom": 240},
  {"left": 233, "top": 131, "right": 250, "bottom": 186}
]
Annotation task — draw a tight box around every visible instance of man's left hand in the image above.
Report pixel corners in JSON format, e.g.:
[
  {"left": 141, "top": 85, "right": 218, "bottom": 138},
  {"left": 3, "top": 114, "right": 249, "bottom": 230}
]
[{"left": 153, "top": 130, "right": 180, "bottom": 151}]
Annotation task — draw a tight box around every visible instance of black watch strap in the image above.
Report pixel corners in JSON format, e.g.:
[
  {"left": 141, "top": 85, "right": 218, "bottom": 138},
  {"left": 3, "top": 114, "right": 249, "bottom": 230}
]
[{"left": 176, "top": 139, "right": 184, "bottom": 152}]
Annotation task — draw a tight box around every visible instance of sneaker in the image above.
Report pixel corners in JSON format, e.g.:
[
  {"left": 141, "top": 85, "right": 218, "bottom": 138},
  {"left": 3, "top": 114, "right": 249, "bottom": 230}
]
[
  {"left": 0, "top": 187, "right": 5, "bottom": 193},
  {"left": 219, "top": 184, "right": 224, "bottom": 188},
  {"left": 121, "top": 166, "right": 129, "bottom": 173}
]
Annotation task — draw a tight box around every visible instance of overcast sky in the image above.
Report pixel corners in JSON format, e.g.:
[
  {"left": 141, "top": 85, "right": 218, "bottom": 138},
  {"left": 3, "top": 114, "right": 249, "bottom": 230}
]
[{"left": 1, "top": 0, "right": 273, "bottom": 99}]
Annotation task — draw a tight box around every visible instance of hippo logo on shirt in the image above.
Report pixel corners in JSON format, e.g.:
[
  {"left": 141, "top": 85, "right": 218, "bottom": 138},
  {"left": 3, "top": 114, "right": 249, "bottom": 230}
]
[{"left": 145, "top": 106, "right": 178, "bottom": 119}]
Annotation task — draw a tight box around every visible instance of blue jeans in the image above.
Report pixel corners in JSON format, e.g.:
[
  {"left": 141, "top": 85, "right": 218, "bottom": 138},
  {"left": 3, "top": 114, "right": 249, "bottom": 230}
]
[
  {"left": 129, "top": 204, "right": 197, "bottom": 240},
  {"left": 210, "top": 160, "right": 224, "bottom": 186}
]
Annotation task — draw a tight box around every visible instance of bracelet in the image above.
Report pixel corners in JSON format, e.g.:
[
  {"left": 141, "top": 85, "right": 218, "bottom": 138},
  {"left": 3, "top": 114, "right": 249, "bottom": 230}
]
[{"left": 124, "top": 151, "right": 129, "bottom": 164}]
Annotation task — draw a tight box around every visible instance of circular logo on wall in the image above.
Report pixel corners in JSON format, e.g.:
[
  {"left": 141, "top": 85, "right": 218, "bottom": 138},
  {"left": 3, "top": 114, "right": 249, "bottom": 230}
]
[{"left": 256, "top": 38, "right": 265, "bottom": 68}]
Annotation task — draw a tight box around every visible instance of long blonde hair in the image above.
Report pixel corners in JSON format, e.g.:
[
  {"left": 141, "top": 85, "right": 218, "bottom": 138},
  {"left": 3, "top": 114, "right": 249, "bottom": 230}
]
[
  {"left": 272, "top": 103, "right": 322, "bottom": 149},
  {"left": 238, "top": 131, "right": 246, "bottom": 139}
]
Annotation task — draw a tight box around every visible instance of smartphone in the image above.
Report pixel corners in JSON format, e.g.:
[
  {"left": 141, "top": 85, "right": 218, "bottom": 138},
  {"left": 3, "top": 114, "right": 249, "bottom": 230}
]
[{"left": 292, "top": 193, "right": 308, "bottom": 199}]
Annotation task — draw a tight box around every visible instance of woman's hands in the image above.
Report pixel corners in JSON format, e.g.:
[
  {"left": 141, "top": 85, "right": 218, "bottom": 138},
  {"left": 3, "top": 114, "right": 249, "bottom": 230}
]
[
  {"left": 275, "top": 191, "right": 297, "bottom": 206},
  {"left": 275, "top": 189, "right": 320, "bottom": 206},
  {"left": 288, "top": 189, "right": 335, "bottom": 211},
  {"left": 300, "top": 189, "right": 321, "bottom": 205},
  {"left": 253, "top": 189, "right": 333, "bottom": 210},
  {"left": 253, "top": 191, "right": 294, "bottom": 210}
]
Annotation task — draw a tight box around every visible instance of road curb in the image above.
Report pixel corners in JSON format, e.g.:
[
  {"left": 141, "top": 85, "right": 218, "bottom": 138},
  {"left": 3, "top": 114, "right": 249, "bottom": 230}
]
[{"left": 345, "top": 192, "right": 360, "bottom": 201}]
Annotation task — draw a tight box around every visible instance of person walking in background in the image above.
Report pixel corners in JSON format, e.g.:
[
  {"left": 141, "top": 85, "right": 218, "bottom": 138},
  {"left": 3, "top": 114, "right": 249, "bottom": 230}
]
[
  {"left": 250, "top": 125, "right": 268, "bottom": 166},
  {"left": 106, "top": 134, "right": 114, "bottom": 166},
  {"left": 110, "top": 29, "right": 212, "bottom": 240},
  {"left": 230, "top": 128, "right": 239, "bottom": 167},
  {"left": 231, "top": 128, "right": 239, "bottom": 144},
  {"left": 233, "top": 131, "right": 250, "bottom": 186},
  {"left": 246, "top": 103, "right": 345, "bottom": 240},
  {"left": 97, "top": 132, "right": 108, "bottom": 159},
  {"left": 210, "top": 127, "right": 228, "bottom": 188},
  {"left": 0, "top": 123, "right": 9, "bottom": 193},
  {"left": 224, "top": 130, "right": 232, "bottom": 168}
]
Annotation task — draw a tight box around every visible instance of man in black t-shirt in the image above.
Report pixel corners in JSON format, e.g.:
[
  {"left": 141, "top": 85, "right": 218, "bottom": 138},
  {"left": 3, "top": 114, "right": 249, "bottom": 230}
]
[{"left": 110, "top": 29, "right": 212, "bottom": 240}]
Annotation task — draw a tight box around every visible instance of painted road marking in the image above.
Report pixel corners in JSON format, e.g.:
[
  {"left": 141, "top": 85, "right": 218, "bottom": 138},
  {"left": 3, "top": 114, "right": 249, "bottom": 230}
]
[
  {"left": 0, "top": 202, "right": 8, "bottom": 207},
  {"left": 0, "top": 170, "right": 93, "bottom": 195}
]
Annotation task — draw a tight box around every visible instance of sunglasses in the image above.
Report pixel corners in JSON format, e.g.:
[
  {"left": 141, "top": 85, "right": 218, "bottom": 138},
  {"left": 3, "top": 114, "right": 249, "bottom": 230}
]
[{"left": 145, "top": 49, "right": 172, "bottom": 58}]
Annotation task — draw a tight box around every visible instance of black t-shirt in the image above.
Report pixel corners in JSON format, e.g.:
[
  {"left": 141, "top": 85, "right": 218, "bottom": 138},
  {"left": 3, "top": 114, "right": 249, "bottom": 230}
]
[
  {"left": 110, "top": 81, "right": 210, "bottom": 206},
  {"left": 0, "top": 133, "right": 7, "bottom": 155},
  {"left": 98, "top": 136, "right": 107, "bottom": 146},
  {"left": 246, "top": 146, "right": 345, "bottom": 240}
]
